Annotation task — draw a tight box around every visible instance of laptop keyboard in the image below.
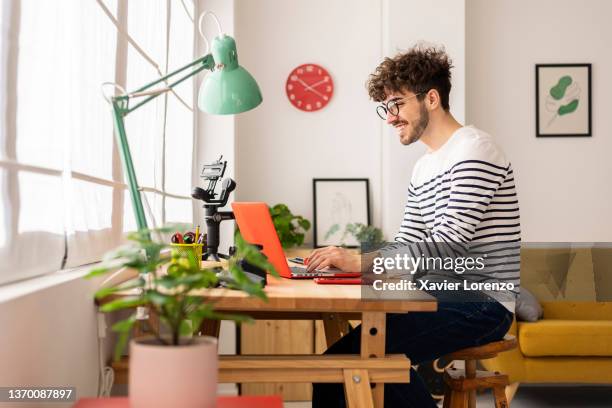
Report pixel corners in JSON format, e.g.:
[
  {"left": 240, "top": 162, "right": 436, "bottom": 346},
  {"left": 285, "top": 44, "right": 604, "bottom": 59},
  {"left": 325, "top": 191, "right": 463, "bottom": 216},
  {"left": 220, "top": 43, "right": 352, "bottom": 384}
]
[{"left": 290, "top": 266, "right": 343, "bottom": 277}]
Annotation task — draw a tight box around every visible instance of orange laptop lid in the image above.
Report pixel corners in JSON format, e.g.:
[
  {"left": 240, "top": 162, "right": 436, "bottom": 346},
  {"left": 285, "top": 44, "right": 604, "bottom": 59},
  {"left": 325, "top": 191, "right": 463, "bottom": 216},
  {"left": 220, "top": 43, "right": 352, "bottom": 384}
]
[{"left": 231, "top": 202, "right": 292, "bottom": 278}]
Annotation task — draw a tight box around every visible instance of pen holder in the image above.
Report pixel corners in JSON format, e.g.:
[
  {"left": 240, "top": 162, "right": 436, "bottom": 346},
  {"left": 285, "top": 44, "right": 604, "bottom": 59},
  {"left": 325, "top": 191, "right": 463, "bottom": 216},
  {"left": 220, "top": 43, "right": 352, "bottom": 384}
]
[{"left": 170, "top": 243, "right": 204, "bottom": 265}]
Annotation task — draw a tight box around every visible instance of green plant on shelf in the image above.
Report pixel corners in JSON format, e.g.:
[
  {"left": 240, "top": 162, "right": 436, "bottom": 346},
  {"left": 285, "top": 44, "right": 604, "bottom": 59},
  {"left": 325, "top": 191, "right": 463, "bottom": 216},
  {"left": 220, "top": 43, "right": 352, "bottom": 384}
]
[
  {"left": 86, "top": 225, "right": 277, "bottom": 360},
  {"left": 325, "top": 222, "right": 385, "bottom": 249}
]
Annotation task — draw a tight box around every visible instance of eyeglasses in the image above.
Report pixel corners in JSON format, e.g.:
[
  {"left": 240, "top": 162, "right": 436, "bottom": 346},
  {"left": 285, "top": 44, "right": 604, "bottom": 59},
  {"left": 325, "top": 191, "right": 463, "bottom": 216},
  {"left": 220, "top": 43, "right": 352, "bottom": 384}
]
[{"left": 376, "top": 93, "right": 423, "bottom": 120}]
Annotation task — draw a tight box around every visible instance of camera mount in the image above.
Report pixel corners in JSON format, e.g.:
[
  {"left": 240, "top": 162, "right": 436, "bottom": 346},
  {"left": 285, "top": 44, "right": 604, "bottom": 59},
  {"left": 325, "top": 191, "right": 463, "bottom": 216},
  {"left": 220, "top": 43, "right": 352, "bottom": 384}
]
[{"left": 192, "top": 155, "right": 236, "bottom": 261}]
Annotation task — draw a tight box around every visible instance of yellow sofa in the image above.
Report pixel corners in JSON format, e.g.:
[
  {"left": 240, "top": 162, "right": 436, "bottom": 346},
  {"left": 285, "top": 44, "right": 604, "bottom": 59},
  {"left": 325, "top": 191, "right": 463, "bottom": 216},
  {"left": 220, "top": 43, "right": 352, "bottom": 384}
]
[
  {"left": 482, "top": 246, "right": 612, "bottom": 392},
  {"left": 482, "top": 302, "right": 612, "bottom": 385}
]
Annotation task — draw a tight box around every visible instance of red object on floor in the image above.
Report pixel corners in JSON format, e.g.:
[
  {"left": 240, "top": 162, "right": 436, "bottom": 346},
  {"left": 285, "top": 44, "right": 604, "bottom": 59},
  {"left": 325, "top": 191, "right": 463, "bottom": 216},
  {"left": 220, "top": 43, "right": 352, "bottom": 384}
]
[
  {"left": 73, "top": 395, "right": 283, "bottom": 407},
  {"left": 217, "top": 396, "right": 283, "bottom": 408}
]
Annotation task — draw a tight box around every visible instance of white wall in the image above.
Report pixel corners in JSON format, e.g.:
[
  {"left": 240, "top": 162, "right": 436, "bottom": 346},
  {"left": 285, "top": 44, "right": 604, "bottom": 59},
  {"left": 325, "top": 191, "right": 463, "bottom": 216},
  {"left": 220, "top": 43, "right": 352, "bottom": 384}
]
[
  {"left": 382, "top": 0, "right": 466, "bottom": 238},
  {"left": 234, "top": 0, "right": 466, "bottom": 242},
  {"left": 466, "top": 0, "right": 612, "bottom": 242},
  {"left": 234, "top": 0, "right": 384, "bottom": 242},
  {"left": 0, "top": 273, "right": 102, "bottom": 407}
]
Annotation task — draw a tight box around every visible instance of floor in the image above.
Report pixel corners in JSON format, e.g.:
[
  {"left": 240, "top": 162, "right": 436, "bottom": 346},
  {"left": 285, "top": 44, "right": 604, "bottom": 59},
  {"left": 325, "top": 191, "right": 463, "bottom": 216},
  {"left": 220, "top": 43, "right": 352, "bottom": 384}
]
[
  {"left": 507, "top": 386, "right": 612, "bottom": 408},
  {"left": 283, "top": 385, "right": 612, "bottom": 407}
]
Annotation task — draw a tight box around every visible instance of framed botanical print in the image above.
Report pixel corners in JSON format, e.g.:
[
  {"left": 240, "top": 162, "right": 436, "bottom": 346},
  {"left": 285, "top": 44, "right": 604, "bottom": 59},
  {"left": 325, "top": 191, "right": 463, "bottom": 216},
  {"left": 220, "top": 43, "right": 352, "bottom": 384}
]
[
  {"left": 312, "top": 178, "right": 370, "bottom": 248},
  {"left": 536, "top": 63, "right": 592, "bottom": 137}
]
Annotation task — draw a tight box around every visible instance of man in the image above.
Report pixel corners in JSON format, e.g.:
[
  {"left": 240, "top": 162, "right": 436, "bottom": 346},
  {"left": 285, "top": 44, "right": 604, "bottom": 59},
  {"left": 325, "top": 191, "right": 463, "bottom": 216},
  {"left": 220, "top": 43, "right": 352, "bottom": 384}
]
[{"left": 308, "top": 45, "right": 520, "bottom": 407}]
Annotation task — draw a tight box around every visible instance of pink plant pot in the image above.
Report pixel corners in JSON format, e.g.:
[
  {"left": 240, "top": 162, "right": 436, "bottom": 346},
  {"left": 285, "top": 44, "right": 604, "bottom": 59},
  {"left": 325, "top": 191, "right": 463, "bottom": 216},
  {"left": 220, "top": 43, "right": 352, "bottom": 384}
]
[{"left": 129, "top": 336, "right": 218, "bottom": 408}]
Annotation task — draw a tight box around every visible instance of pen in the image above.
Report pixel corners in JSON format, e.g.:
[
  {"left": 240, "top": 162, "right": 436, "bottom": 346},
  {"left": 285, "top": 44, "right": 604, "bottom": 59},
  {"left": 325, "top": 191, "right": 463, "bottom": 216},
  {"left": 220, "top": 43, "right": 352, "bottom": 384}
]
[{"left": 195, "top": 225, "right": 200, "bottom": 244}]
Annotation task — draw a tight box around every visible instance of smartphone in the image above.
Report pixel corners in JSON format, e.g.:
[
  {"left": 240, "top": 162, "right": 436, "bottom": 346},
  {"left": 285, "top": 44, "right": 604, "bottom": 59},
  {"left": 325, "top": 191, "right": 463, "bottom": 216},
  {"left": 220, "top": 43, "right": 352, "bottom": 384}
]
[{"left": 287, "top": 257, "right": 305, "bottom": 265}]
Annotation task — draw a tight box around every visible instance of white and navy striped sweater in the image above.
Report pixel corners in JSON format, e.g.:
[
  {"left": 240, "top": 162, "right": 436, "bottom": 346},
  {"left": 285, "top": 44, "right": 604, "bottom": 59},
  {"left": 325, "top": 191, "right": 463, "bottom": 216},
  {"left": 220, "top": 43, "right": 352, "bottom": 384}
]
[{"left": 381, "top": 126, "right": 520, "bottom": 310}]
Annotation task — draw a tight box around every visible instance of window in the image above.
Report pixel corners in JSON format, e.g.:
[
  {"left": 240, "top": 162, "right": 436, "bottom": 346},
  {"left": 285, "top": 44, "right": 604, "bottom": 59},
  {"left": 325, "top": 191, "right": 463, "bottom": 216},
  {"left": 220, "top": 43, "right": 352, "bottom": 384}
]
[{"left": 0, "top": 0, "right": 197, "bottom": 284}]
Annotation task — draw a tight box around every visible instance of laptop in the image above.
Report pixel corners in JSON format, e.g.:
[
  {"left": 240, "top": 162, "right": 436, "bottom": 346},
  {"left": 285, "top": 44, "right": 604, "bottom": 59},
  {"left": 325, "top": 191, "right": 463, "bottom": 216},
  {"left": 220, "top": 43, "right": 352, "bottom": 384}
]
[{"left": 232, "top": 202, "right": 361, "bottom": 279}]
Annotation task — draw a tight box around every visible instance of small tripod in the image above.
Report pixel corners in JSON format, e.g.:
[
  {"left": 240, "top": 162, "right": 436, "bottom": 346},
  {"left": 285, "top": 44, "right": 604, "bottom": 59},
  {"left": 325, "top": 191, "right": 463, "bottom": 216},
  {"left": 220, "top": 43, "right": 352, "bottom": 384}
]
[{"left": 191, "top": 155, "right": 236, "bottom": 261}]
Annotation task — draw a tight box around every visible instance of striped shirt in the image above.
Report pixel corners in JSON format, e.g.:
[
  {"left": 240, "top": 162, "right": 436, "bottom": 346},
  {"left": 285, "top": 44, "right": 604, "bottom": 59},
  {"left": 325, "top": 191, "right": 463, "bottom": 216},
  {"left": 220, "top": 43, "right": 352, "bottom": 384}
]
[{"left": 381, "top": 126, "right": 520, "bottom": 310}]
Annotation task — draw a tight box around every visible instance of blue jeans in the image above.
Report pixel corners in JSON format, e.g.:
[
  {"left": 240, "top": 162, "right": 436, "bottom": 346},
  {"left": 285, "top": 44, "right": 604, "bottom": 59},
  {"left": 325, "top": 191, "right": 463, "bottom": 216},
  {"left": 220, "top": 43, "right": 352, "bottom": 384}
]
[{"left": 312, "top": 295, "right": 513, "bottom": 408}]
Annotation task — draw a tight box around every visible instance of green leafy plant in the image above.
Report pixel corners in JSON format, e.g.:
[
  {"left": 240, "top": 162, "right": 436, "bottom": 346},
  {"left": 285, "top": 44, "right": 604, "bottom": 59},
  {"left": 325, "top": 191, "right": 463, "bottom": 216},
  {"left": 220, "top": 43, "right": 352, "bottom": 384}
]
[
  {"left": 325, "top": 223, "right": 385, "bottom": 249},
  {"left": 346, "top": 223, "right": 385, "bottom": 247},
  {"left": 86, "top": 225, "right": 277, "bottom": 360},
  {"left": 268, "top": 204, "right": 311, "bottom": 248}
]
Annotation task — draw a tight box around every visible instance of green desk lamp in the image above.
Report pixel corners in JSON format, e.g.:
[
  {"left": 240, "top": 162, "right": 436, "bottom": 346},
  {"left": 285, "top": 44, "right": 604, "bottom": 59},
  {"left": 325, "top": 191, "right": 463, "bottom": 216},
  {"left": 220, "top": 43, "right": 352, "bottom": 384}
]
[{"left": 104, "top": 12, "right": 261, "bottom": 232}]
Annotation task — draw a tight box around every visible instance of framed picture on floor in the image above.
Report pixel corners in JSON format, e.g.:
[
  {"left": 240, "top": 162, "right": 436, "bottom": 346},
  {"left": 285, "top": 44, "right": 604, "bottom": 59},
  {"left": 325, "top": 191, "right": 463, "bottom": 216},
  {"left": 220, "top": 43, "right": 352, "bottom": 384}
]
[
  {"left": 536, "top": 63, "right": 592, "bottom": 137},
  {"left": 312, "top": 178, "right": 370, "bottom": 248}
]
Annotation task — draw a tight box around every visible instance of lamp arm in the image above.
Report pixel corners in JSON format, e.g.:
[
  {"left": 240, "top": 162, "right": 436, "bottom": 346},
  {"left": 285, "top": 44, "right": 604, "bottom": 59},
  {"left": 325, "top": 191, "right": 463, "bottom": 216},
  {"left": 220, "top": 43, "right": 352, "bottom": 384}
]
[
  {"left": 118, "top": 54, "right": 215, "bottom": 114},
  {"left": 111, "top": 100, "right": 148, "bottom": 231},
  {"left": 110, "top": 53, "right": 215, "bottom": 232}
]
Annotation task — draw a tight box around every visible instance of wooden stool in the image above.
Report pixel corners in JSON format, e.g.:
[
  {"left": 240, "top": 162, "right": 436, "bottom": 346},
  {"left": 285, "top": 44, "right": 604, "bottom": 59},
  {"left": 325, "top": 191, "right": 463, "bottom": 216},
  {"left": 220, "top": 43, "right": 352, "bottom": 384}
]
[{"left": 442, "top": 335, "right": 517, "bottom": 408}]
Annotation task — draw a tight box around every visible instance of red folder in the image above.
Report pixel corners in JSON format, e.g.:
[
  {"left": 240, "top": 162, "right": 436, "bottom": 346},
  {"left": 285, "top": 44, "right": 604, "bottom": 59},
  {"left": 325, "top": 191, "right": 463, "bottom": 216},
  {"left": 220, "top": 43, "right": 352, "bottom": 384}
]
[{"left": 73, "top": 396, "right": 283, "bottom": 408}]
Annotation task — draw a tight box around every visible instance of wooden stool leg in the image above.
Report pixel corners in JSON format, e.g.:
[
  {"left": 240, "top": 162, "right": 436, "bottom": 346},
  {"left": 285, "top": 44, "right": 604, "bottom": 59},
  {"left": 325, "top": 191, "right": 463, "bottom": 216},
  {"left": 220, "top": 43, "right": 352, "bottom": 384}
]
[
  {"left": 343, "top": 369, "right": 374, "bottom": 408},
  {"left": 450, "top": 390, "right": 468, "bottom": 408},
  {"left": 493, "top": 385, "right": 509, "bottom": 408},
  {"left": 505, "top": 382, "right": 519, "bottom": 403},
  {"left": 442, "top": 387, "right": 453, "bottom": 408},
  {"left": 465, "top": 360, "right": 477, "bottom": 408}
]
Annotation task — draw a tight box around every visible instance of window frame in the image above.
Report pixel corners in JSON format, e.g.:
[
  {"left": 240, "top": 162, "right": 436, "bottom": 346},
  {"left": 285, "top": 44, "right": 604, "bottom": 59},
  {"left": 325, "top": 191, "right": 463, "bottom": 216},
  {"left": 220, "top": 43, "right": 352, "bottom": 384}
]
[{"left": 0, "top": 0, "right": 198, "bottom": 286}]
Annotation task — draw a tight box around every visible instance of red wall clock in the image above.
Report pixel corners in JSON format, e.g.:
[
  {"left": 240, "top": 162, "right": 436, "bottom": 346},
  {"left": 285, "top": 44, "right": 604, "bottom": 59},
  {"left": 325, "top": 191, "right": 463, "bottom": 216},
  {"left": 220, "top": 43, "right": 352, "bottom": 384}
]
[{"left": 286, "top": 64, "right": 334, "bottom": 112}]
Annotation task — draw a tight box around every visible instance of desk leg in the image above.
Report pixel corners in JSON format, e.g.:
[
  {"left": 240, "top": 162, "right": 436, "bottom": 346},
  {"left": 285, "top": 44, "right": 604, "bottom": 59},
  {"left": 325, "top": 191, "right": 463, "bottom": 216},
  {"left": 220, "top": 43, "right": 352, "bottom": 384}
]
[
  {"left": 361, "top": 312, "right": 386, "bottom": 408},
  {"left": 322, "top": 313, "right": 350, "bottom": 348},
  {"left": 199, "top": 319, "right": 221, "bottom": 338}
]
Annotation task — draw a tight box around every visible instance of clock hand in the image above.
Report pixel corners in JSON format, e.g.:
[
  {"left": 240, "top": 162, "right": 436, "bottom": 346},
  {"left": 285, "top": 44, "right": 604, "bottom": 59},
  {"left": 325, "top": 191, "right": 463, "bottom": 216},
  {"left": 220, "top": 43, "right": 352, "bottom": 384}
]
[
  {"left": 295, "top": 78, "right": 310, "bottom": 88},
  {"left": 298, "top": 78, "right": 329, "bottom": 92},
  {"left": 296, "top": 78, "right": 326, "bottom": 98},
  {"left": 305, "top": 78, "right": 329, "bottom": 90}
]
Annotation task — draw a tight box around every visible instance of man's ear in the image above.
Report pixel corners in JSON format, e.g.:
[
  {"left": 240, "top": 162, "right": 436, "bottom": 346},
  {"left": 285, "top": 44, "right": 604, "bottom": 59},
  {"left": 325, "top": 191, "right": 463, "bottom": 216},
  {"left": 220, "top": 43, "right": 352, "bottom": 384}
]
[{"left": 425, "top": 89, "right": 441, "bottom": 111}]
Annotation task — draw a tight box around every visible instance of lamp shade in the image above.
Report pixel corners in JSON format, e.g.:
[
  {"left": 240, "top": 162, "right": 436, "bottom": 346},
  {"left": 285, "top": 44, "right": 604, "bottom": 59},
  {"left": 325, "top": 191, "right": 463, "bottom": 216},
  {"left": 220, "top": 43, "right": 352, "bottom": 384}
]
[{"left": 198, "top": 34, "right": 262, "bottom": 114}]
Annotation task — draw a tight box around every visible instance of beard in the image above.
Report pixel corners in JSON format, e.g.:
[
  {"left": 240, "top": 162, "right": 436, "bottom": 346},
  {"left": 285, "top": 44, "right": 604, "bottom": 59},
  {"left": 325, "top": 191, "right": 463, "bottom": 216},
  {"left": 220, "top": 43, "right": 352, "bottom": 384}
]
[{"left": 400, "top": 103, "right": 429, "bottom": 145}]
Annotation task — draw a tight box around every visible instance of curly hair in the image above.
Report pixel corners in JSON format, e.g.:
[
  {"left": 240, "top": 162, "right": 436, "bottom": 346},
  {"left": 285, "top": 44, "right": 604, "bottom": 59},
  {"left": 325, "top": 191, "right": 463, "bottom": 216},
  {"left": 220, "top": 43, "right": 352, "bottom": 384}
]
[{"left": 367, "top": 44, "right": 453, "bottom": 110}]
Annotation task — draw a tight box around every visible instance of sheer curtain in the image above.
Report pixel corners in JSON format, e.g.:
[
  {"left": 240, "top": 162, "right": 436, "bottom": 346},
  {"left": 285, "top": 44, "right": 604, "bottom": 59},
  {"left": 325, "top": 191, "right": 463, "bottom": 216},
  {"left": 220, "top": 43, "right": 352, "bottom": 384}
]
[
  {"left": 0, "top": 0, "right": 197, "bottom": 284},
  {"left": 164, "top": 0, "right": 195, "bottom": 224},
  {"left": 1, "top": 1, "right": 9, "bottom": 253}
]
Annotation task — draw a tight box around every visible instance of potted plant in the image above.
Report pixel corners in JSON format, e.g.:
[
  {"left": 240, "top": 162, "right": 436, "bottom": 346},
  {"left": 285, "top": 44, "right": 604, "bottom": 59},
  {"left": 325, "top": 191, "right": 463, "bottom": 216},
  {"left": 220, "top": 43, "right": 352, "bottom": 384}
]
[
  {"left": 87, "top": 226, "right": 276, "bottom": 408},
  {"left": 325, "top": 223, "right": 385, "bottom": 251},
  {"left": 268, "top": 203, "right": 311, "bottom": 248},
  {"left": 235, "top": 204, "right": 311, "bottom": 249}
]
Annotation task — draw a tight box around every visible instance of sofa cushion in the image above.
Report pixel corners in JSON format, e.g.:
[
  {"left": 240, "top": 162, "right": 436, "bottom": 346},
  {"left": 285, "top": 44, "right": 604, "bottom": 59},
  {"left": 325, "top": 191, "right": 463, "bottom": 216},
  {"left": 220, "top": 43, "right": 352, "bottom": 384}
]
[{"left": 519, "top": 320, "right": 612, "bottom": 357}]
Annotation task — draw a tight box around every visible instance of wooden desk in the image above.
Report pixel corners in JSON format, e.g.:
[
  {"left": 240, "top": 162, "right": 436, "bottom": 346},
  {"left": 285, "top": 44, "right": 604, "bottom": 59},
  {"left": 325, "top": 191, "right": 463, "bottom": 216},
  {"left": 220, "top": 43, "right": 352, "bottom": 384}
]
[
  {"left": 191, "top": 273, "right": 435, "bottom": 314},
  {"left": 104, "top": 268, "right": 437, "bottom": 408},
  {"left": 198, "top": 275, "right": 436, "bottom": 408}
]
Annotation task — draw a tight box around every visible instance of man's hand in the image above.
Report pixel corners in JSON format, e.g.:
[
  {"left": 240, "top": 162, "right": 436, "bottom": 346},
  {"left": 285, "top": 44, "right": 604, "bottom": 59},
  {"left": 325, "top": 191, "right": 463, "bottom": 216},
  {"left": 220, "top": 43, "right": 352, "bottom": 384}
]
[{"left": 306, "top": 246, "right": 360, "bottom": 272}]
